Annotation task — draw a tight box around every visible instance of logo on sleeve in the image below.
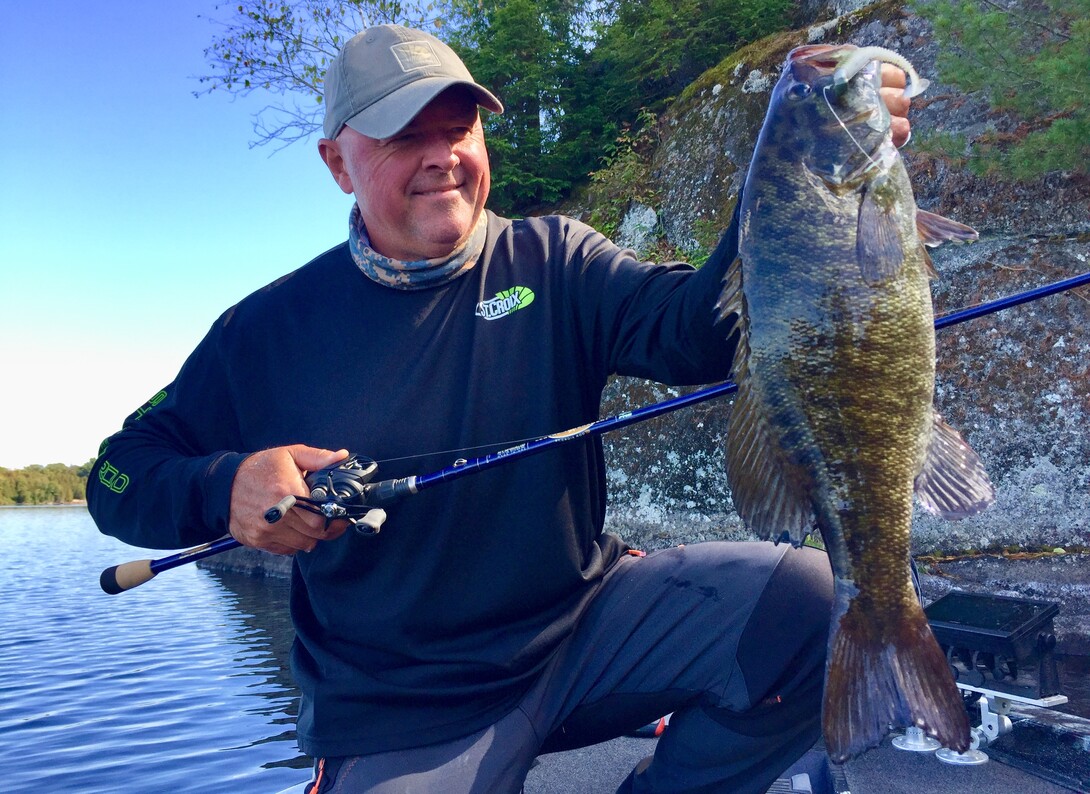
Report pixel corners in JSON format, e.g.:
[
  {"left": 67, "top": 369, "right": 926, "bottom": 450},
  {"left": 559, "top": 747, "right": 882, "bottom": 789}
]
[{"left": 475, "top": 286, "right": 535, "bottom": 321}]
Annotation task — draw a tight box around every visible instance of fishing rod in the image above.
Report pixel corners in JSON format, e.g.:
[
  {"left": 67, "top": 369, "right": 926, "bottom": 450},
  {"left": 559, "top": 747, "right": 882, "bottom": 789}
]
[
  {"left": 99, "top": 381, "right": 738, "bottom": 595},
  {"left": 935, "top": 269, "right": 1090, "bottom": 330},
  {"left": 100, "top": 270, "right": 1090, "bottom": 594}
]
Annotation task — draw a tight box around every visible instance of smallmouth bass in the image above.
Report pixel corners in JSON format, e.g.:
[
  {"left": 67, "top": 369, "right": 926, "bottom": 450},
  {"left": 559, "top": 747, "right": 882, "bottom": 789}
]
[{"left": 717, "top": 44, "right": 995, "bottom": 761}]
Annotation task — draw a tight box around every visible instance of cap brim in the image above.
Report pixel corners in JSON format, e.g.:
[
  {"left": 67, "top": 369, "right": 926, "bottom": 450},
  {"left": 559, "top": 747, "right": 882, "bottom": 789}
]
[{"left": 343, "top": 78, "right": 503, "bottom": 140}]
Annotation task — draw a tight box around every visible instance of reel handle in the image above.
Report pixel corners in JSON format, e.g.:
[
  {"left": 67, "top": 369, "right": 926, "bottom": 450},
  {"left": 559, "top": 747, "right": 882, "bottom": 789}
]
[{"left": 264, "top": 494, "right": 297, "bottom": 523}]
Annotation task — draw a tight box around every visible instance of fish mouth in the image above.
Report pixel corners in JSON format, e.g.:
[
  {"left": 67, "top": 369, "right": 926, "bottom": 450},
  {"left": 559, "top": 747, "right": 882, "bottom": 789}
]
[
  {"left": 784, "top": 44, "right": 882, "bottom": 132},
  {"left": 787, "top": 44, "right": 930, "bottom": 99},
  {"left": 787, "top": 44, "right": 855, "bottom": 66},
  {"left": 787, "top": 44, "right": 859, "bottom": 87}
]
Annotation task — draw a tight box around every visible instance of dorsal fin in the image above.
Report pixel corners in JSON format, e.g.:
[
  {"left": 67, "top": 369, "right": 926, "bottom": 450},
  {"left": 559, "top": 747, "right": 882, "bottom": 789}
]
[
  {"left": 715, "top": 257, "right": 745, "bottom": 325},
  {"left": 725, "top": 378, "right": 817, "bottom": 546}
]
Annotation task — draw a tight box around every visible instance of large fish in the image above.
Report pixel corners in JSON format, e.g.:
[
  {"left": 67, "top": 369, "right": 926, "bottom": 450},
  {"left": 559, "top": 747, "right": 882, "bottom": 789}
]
[{"left": 717, "top": 44, "right": 996, "bottom": 761}]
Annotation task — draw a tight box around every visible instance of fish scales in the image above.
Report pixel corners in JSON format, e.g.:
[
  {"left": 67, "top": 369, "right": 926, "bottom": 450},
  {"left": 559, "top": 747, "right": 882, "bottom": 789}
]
[{"left": 717, "top": 44, "right": 994, "bottom": 761}]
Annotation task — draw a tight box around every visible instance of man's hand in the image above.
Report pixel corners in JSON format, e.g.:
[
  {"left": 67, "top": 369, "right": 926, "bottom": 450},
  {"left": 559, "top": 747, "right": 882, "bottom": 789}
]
[
  {"left": 229, "top": 444, "right": 350, "bottom": 555},
  {"left": 880, "top": 64, "right": 912, "bottom": 148}
]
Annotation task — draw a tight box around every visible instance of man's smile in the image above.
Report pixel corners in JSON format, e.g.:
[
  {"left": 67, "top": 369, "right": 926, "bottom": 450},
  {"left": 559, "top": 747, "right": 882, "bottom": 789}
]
[{"left": 414, "top": 181, "right": 463, "bottom": 196}]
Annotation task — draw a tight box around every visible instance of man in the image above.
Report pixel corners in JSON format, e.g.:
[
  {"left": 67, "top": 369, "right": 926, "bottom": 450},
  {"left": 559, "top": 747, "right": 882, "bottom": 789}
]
[{"left": 89, "top": 25, "right": 913, "bottom": 793}]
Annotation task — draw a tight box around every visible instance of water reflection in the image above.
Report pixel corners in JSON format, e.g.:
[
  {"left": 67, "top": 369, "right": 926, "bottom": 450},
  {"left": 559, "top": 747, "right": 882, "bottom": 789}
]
[{"left": 201, "top": 567, "right": 309, "bottom": 771}]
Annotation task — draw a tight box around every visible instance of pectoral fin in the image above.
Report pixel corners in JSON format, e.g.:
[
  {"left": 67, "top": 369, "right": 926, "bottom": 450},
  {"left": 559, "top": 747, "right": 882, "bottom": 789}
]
[
  {"left": 920, "top": 245, "right": 939, "bottom": 280},
  {"left": 857, "top": 186, "right": 905, "bottom": 284},
  {"left": 914, "top": 411, "right": 995, "bottom": 519},
  {"left": 915, "top": 210, "right": 978, "bottom": 247}
]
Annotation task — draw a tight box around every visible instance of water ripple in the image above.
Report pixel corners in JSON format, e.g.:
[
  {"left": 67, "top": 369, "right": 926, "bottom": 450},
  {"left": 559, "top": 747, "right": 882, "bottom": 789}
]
[{"left": 0, "top": 507, "right": 309, "bottom": 793}]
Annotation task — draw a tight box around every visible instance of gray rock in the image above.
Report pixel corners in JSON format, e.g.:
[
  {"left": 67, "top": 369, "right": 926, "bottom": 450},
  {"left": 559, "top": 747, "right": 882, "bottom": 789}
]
[
  {"left": 615, "top": 203, "right": 659, "bottom": 256},
  {"left": 609, "top": 0, "right": 1090, "bottom": 558}
]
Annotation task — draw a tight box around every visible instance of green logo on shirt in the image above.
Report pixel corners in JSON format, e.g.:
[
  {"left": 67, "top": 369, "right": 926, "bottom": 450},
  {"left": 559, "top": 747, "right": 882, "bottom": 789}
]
[
  {"left": 98, "top": 460, "right": 130, "bottom": 494},
  {"left": 476, "top": 286, "right": 535, "bottom": 321}
]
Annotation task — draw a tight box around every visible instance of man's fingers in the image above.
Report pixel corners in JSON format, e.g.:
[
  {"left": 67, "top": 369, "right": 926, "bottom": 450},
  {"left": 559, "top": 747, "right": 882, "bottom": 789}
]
[
  {"left": 878, "top": 65, "right": 912, "bottom": 148},
  {"left": 880, "top": 63, "right": 907, "bottom": 90},
  {"left": 273, "top": 521, "right": 321, "bottom": 554},
  {"left": 284, "top": 511, "right": 350, "bottom": 542},
  {"left": 229, "top": 444, "right": 350, "bottom": 555},
  {"left": 261, "top": 515, "right": 351, "bottom": 554},
  {"left": 880, "top": 86, "right": 911, "bottom": 120},
  {"left": 262, "top": 540, "right": 303, "bottom": 557},
  {"left": 288, "top": 444, "right": 350, "bottom": 474},
  {"left": 235, "top": 515, "right": 323, "bottom": 555},
  {"left": 890, "top": 116, "right": 911, "bottom": 149}
]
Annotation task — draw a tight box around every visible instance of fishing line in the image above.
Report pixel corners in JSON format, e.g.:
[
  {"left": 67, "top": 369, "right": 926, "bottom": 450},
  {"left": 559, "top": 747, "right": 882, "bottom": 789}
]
[
  {"left": 822, "top": 84, "right": 881, "bottom": 171},
  {"left": 372, "top": 433, "right": 556, "bottom": 468}
]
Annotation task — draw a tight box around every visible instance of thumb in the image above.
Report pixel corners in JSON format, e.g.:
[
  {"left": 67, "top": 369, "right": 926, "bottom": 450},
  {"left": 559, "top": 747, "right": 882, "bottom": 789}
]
[{"left": 287, "top": 444, "right": 350, "bottom": 473}]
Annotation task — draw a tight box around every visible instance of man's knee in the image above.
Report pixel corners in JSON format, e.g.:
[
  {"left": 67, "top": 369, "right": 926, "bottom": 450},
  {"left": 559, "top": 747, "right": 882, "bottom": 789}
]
[
  {"left": 774, "top": 544, "right": 835, "bottom": 619},
  {"left": 735, "top": 545, "right": 833, "bottom": 708}
]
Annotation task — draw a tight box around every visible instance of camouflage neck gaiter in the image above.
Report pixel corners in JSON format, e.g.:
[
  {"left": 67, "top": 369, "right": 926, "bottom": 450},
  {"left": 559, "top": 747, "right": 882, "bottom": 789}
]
[{"left": 348, "top": 204, "right": 487, "bottom": 290}]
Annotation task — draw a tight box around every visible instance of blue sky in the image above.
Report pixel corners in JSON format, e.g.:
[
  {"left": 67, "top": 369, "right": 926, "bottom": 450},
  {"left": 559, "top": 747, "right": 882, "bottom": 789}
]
[{"left": 1, "top": 1, "right": 355, "bottom": 468}]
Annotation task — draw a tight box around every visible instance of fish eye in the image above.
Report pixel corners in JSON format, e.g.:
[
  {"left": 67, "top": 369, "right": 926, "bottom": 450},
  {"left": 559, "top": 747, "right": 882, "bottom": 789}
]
[{"left": 788, "top": 82, "right": 812, "bottom": 100}]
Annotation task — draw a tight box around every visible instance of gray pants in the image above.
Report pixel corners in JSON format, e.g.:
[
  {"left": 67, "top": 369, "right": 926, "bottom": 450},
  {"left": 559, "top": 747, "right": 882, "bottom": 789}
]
[{"left": 305, "top": 541, "right": 833, "bottom": 794}]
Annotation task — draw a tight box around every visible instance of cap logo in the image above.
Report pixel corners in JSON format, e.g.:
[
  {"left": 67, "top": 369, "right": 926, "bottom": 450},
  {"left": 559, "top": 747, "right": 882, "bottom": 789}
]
[{"left": 391, "top": 41, "right": 442, "bottom": 72}]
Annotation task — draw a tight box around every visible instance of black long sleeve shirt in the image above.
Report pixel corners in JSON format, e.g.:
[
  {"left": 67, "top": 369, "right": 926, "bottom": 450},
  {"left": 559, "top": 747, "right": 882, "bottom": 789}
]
[{"left": 88, "top": 210, "right": 739, "bottom": 756}]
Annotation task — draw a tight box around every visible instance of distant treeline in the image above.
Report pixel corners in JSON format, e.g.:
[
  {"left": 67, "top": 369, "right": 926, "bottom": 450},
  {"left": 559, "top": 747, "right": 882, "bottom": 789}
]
[{"left": 0, "top": 460, "right": 95, "bottom": 505}]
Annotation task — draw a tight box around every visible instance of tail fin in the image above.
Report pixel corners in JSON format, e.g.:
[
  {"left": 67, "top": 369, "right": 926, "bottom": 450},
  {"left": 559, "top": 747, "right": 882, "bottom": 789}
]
[{"left": 822, "top": 582, "right": 969, "bottom": 762}]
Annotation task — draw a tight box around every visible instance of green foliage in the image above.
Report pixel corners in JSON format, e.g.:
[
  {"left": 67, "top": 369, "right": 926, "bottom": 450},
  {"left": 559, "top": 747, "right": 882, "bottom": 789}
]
[
  {"left": 588, "top": 0, "right": 795, "bottom": 123},
  {"left": 0, "top": 460, "right": 95, "bottom": 506},
  {"left": 910, "top": 128, "right": 970, "bottom": 165},
  {"left": 446, "top": 0, "right": 794, "bottom": 214},
  {"left": 581, "top": 108, "right": 724, "bottom": 265},
  {"left": 686, "top": 218, "right": 726, "bottom": 268},
  {"left": 198, "top": 0, "right": 793, "bottom": 214},
  {"left": 195, "top": 0, "right": 440, "bottom": 147},
  {"left": 584, "top": 108, "right": 660, "bottom": 241},
  {"left": 445, "top": 0, "right": 591, "bottom": 213},
  {"left": 913, "top": 0, "right": 1090, "bottom": 178}
]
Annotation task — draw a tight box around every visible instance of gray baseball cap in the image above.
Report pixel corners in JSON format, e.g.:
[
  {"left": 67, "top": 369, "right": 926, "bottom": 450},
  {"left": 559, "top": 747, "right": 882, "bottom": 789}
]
[{"left": 323, "top": 25, "right": 504, "bottom": 140}]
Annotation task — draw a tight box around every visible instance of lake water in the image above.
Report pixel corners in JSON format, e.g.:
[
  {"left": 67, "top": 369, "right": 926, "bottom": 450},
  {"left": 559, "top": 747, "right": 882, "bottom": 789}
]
[{"left": 0, "top": 506, "right": 310, "bottom": 793}]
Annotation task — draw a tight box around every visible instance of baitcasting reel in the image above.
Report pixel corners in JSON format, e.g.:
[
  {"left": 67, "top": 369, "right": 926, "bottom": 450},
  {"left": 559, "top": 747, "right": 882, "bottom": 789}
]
[{"left": 263, "top": 454, "right": 404, "bottom": 536}]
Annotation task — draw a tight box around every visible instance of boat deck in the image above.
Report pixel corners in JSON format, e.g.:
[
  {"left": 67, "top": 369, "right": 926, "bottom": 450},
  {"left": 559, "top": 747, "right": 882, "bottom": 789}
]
[
  {"left": 524, "top": 701, "right": 1090, "bottom": 793},
  {"left": 276, "top": 700, "right": 1090, "bottom": 792}
]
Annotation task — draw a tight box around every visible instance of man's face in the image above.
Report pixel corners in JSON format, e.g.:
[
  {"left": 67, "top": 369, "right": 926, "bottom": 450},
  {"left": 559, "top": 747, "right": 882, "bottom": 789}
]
[{"left": 320, "top": 87, "right": 490, "bottom": 262}]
